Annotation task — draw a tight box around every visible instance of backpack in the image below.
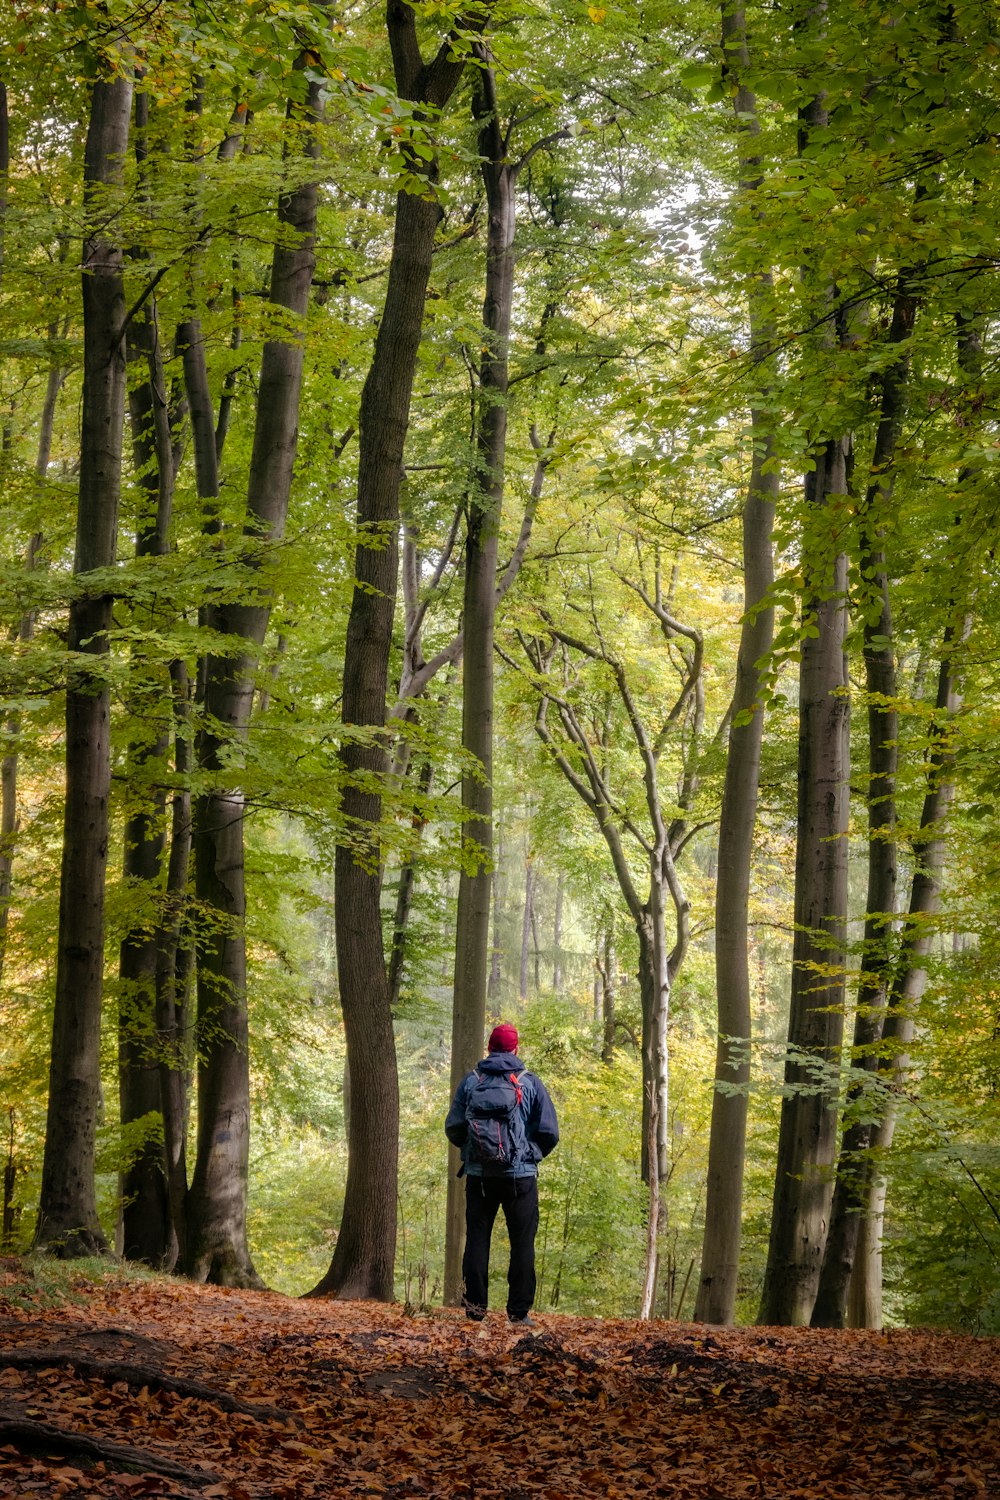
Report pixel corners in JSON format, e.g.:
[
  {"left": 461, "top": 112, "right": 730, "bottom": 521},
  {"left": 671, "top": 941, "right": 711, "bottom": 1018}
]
[{"left": 464, "top": 1069, "right": 526, "bottom": 1175}]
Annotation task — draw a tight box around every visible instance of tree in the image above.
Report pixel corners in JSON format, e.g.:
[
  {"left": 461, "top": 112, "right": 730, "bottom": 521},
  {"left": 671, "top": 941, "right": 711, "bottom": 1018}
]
[
  {"left": 810, "top": 273, "right": 915, "bottom": 1328},
  {"left": 443, "top": 44, "right": 568, "bottom": 1307},
  {"left": 694, "top": 0, "right": 776, "bottom": 1328},
  {"left": 34, "top": 53, "right": 133, "bottom": 1257},
  {"left": 515, "top": 544, "right": 712, "bottom": 1313},
  {"left": 313, "top": 0, "right": 485, "bottom": 1301},
  {"left": 117, "top": 81, "right": 181, "bottom": 1269},
  {"left": 757, "top": 0, "right": 853, "bottom": 1326},
  {"left": 185, "top": 47, "right": 327, "bottom": 1287}
]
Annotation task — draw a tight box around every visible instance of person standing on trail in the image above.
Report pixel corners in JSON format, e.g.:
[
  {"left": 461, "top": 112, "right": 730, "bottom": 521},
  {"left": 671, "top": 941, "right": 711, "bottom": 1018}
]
[{"left": 445, "top": 1022, "right": 559, "bottom": 1325}]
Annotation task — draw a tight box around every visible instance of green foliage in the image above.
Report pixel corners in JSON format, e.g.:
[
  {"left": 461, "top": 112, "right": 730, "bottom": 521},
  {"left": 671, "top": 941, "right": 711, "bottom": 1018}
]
[
  {"left": 2, "top": 0, "right": 1000, "bottom": 1330},
  {"left": 249, "top": 1126, "right": 344, "bottom": 1295}
]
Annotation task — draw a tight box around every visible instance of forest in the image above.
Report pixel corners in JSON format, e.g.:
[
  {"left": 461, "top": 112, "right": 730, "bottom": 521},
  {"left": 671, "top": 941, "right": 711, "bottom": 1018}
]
[{"left": 1, "top": 0, "right": 999, "bottom": 1340}]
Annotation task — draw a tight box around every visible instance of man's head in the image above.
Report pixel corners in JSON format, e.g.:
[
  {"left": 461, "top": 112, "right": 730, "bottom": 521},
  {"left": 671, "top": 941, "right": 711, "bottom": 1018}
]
[{"left": 487, "top": 1022, "right": 519, "bottom": 1055}]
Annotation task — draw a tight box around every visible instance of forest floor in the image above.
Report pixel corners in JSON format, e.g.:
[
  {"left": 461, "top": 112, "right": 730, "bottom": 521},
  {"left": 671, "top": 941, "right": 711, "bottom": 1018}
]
[{"left": 0, "top": 1260, "right": 997, "bottom": 1499}]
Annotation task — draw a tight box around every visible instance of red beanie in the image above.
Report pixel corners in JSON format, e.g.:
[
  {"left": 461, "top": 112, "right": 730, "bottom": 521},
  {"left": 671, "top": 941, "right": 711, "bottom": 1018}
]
[{"left": 487, "top": 1023, "right": 519, "bottom": 1054}]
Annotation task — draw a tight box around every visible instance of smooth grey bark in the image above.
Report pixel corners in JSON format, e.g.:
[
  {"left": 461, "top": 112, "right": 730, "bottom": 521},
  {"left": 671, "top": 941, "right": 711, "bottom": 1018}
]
[
  {"left": 808, "top": 544, "right": 895, "bottom": 1327},
  {"left": 175, "top": 88, "right": 245, "bottom": 537},
  {"left": 694, "top": 0, "right": 777, "bottom": 1327},
  {"left": 531, "top": 896, "right": 542, "bottom": 992},
  {"left": 0, "top": 79, "right": 7, "bottom": 282},
  {"left": 638, "top": 895, "right": 678, "bottom": 1320},
  {"left": 154, "top": 658, "right": 194, "bottom": 1270},
  {"left": 599, "top": 927, "right": 617, "bottom": 1064},
  {"left": 185, "top": 73, "right": 323, "bottom": 1286},
  {"left": 444, "top": 55, "right": 519, "bottom": 1304},
  {"left": 849, "top": 313, "right": 980, "bottom": 1326},
  {"left": 177, "top": 318, "right": 220, "bottom": 523},
  {"left": 695, "top": 450, "right": 775, "bottom": 1323},
  {"left": 0, "top": 731, "right": 15, "bottom": 983},
  {"left": 116, "top": 84, "right": 178, "bottom": 1266},
  {"left": 0, "top": 352, "right": 65, "bottom": 987},
  {"left": 552, "top": 875, "right": 564, "bottom": 994},
  {"left": 118, "top": 281, "right": 175, "bottom": 1267},
  {"left": 811, "top": 279, "right": 916, "bottom": 1328},
  {"left": 758, "top": 37, "right": 853, "bottom": 1325},
  {"left": 758, "top": 436, "right": 851, "bottom": 1326},
  {"left": 314, "top": 2, "right": 479, "bottom": 1301},
  {"left": 106, "top": 76, "right": 210, "bottom": 1271},
  {"left": 153, "top": 93, "right": 250, "bottom": 1267},
  {"left": 849, "top": 643, "right": 964, "bottom": 1328},
  {"left": 487, "top": 815, "right": 504, "bottom": 1004},
  {"left": 2, "top": 1109, "right": 16, "bottom": 1249},
  {"left": 387, "top": 754, "right": 433, "bottom": 1011},
  {"left": 34, "top": 71, "right": 133, "bottom": 1256},
  {"left": 518, "top": 853, "right": 535, "bottom": 1005},
  {"left": 213, "top": 103, "right": 250, "bottom": 460}
]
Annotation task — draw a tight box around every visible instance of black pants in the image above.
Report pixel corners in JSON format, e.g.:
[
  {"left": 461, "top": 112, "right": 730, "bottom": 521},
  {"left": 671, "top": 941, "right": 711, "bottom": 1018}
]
[{"left": 462, "top": 1175, "right": 539, "bottom": 1319}]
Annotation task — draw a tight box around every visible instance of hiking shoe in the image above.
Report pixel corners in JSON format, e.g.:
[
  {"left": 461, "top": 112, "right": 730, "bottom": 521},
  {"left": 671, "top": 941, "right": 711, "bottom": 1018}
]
[
  {"left": 464, "top": 1306, "right": 486, "bottom": 1322},
  {"left": 508, "top": 1314, "right": 537, "bottom": 1327}
]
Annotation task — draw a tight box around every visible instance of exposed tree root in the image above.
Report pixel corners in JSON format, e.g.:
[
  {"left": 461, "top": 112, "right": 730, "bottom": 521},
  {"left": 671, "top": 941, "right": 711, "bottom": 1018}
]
[
  {"left": 0, "top": 1320, "right": 169, "bottom": 1354},
  {"left": 0, "top": 1346, "right": 298, "bottom": 1424},
  {"left": 0, "top": 1415, "right": 220, "bottom": 1486}
]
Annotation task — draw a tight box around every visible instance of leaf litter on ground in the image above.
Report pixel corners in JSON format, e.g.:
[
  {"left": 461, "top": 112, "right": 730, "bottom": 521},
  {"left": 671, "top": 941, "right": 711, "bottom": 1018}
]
[{"left": 0, "top": 1263, "right": 997, "bottom": 1499}]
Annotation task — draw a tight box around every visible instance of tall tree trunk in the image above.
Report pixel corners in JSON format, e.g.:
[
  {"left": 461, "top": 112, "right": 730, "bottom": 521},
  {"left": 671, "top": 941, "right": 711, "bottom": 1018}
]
[
  {"left": 849, "top": 642, "right": 964, "bottom": 1327},
  {"left": 637, "top": 895, "right": 674, "bottom": 1191},
  {"left": 600, "top": 927, "right": 617, "bottom": 1064},
  {"left": 694, "top": 0, "right": 777, "bottom": 1328},
  {"left": 531, "top": 899, "right": 542, "bottom": 993},
  {"left": 117, "top": 83, "right": 177, "bottom": 1265},
  {"left": 3, "top": 1109, "right": 17, "bottom": 1250},
  {"left": 487, "top": 815, "right": 504, "bottom": 1004},
  {"left": 34, "top": 69, "right": 133, "bottom": 1256},
  {"left": 695, "top": 439, "right": 775, "bottom": 1320},
  {"left": 519, "top": 853, "right": 535, "bottom": 1004},
  {"left": 444, "top": 58, "right": 516, "bottom": 1303},
  {"left": 0, "top": 353, "right": 65, "bottom": 987},
  {"left": 118, "top": 299, "right": 174, "bottom": 1264},
  {"left": 811, "top": 278, "right": 916, "bottom": 1327},
  {"left": 175, "top": 88, "right": 242, "bottom": 541},
  {"left": 314, "top": 4, "right": 475, "bottom": 1300},
  {"left": 155, "top": 88, "right": 247, "bottom": 1268},
  {"left": 758, "top": 432, "right": 851, "bottom": 1325},
  {"left": 0, "top": 79, "right": 8, "bottom": 283},
  {"left": 185, "top": 73, "right": 323, "bottom": 1286},
  {"left": 552, "top": 875, "right": 564, "bottom": 995},
  {"left": 155, "top": 659, "right": 194, "bottom": 1269},
  {"left": 758, "top": 36, "right": 852, "bottom": 1325},
  {"left": 639, "top": 1023, "right": 662, "bottom": 1320},
  {"left": 0, "top": 79, "right": 7, "bottom": 295},
  {"left": 387, "top": 756, "right": 433, "bottom": 1011},
  {"left": 849, "top": 312, "right": 980, "bottom": 1326},
  {"left": 639, "top": 843, "right": 687, "bottom": 1316}
]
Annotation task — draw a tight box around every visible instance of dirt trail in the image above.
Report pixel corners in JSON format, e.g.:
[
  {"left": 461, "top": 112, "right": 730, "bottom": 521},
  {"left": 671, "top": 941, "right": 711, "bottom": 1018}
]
[{"left": 0, "top": 1270, "right": 997, "bottom": 1498}]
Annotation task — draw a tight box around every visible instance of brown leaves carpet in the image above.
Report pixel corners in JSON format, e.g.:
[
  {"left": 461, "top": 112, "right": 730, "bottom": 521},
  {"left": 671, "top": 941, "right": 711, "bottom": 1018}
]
[{"left": 0, "top": 1266, "right": 997, "bottom": 1498}]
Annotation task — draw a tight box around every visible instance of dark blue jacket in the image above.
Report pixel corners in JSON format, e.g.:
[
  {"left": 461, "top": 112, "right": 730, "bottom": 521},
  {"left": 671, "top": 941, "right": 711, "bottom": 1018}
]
[{"left": 445, "top": 1052, "right": 559, "bottom": 1178}]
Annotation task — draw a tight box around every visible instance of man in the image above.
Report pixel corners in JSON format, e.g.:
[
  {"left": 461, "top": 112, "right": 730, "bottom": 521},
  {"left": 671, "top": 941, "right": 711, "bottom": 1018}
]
[{"left": 445, "top": 1022, "right": 559, "bottom": 1324}]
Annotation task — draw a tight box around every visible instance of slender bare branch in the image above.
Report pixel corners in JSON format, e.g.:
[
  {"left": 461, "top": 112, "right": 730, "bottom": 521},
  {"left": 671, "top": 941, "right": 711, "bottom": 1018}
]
[{"left": 533, "top": 698, "right": 645, "bottom": 921}]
